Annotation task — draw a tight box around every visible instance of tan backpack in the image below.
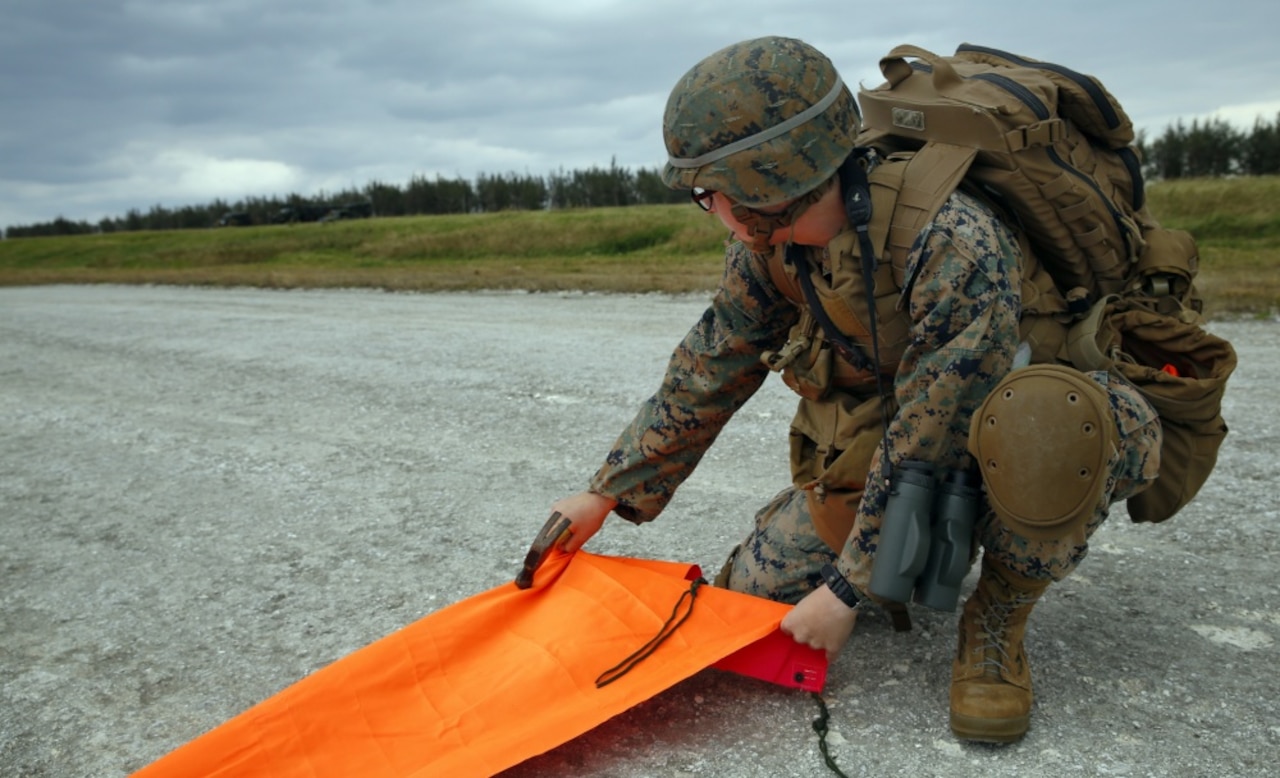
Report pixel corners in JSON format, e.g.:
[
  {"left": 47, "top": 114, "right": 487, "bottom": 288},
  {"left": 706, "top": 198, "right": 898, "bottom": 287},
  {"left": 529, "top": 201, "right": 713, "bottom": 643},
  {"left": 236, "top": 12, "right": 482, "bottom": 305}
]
[{"left": 841, "top": 43, "right": 1236, "bottom": 523}]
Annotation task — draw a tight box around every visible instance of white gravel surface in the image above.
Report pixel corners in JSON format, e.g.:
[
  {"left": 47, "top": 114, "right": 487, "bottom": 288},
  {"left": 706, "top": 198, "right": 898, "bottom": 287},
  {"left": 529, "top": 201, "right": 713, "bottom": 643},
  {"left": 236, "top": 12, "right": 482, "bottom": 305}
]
[{"left": 2, "top": 285, "right": 1277, "bottom": 777}]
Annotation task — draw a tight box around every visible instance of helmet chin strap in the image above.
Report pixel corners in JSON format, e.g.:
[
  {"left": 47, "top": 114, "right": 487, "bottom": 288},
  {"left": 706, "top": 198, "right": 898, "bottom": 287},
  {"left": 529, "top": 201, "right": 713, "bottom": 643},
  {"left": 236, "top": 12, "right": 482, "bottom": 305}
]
[
  {"left": 728, "top": 176, "right": 836, "bottom": 253},
  {"left": 729, "top": 204, "right": 792, "bottom": 252}
]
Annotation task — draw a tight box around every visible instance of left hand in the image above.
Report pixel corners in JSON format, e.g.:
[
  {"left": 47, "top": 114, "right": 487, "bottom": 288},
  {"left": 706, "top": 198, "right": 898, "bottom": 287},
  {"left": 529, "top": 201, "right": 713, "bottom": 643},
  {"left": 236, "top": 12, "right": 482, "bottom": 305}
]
[{"left": 780, "top": 584, "right": 859, "bottom": 662}]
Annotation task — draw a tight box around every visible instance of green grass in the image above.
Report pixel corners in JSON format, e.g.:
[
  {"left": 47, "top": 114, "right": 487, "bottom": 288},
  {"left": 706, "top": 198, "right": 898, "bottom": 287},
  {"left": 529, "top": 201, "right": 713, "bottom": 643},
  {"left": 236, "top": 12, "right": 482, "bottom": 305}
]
[
  {"left": 0, "top": 205, "right": 731, "bottom": 294},
  {"left": 3, "top": 177, "right": 1277, "bottom": 315},
  {"left": 1144, "top": 176, "right": 1280, "bottom": 315}
]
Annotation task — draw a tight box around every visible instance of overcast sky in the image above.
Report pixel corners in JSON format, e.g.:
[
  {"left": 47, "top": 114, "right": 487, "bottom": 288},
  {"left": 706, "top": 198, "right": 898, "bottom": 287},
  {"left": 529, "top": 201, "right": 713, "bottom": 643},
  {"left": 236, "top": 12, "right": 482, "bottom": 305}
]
[{"left": 3, "top": 0, "right": 1277, "bottom": 230}]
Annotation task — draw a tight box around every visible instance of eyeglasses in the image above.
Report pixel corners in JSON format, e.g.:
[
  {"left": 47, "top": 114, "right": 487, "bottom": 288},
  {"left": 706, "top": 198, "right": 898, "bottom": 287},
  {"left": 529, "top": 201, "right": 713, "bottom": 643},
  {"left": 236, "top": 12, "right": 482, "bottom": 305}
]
[{"left": 691, "top": 186, "right": 799, "bottom": 216}]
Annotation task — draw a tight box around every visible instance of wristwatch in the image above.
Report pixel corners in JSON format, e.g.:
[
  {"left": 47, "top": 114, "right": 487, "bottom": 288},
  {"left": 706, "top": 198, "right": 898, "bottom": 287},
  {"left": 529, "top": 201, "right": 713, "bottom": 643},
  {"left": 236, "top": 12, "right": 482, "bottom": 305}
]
[{"left": 820, "top": 563, "right": 862, "bottom": 610}]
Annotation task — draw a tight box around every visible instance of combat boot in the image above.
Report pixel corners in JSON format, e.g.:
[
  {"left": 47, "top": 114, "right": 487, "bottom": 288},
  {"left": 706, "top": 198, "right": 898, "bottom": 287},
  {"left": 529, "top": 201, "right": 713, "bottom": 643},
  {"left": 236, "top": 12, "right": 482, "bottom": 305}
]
[{"left": 949, "top": 555, "right": 1050, "bottom": 743}]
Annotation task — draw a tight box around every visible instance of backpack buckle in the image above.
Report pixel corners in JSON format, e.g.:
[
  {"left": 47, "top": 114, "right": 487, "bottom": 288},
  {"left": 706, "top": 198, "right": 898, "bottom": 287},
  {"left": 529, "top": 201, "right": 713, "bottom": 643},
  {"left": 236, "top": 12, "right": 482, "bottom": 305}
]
[{"left": 1005, "top": 119, "right": 1065, "bottom": 151}]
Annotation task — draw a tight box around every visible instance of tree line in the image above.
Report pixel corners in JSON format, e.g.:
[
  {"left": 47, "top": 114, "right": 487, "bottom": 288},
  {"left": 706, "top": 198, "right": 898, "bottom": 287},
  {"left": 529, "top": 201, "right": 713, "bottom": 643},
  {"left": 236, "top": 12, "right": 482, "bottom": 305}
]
[
  {"left": 3, "top": 158, "right": 687, "bottom": 239},
  {"left": 6, "top": 114, "right": 1280, "bottom": 239},
  {"left": 1140, "top": 113, "right": 1280, "bottom": 179}
]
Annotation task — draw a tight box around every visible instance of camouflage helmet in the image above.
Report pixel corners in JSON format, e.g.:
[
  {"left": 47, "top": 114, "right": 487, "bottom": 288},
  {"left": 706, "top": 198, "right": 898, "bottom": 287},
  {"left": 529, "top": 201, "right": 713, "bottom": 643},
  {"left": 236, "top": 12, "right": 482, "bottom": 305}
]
[{"left": 662, "top": 36, "right": 860, "bottom": 208}]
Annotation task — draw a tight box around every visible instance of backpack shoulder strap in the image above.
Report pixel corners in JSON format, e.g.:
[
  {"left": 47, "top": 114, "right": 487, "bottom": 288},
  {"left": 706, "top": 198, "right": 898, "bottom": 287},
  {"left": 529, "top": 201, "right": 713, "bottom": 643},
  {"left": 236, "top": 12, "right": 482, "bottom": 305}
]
[
  {"left": 882, "top": 142, "right": 978, "bottom": 273},
  {"left": 767, "top": 146, "right": 977, "bottom": 324}
]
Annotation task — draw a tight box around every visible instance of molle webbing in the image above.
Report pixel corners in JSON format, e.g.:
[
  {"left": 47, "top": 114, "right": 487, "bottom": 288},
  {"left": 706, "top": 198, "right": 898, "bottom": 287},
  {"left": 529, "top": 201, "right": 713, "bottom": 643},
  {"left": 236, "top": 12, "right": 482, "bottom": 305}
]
[
  {"left": 857, "top": 43, "right": 1162, "bottom": 307},
  {"left": 882, "top": 143, "right": 977, "bottom": 274}
]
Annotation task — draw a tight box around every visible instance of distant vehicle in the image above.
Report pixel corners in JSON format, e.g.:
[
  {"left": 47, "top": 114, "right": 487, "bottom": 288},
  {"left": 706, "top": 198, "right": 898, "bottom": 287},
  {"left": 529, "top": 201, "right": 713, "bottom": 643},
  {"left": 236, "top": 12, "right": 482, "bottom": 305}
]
[
  {"left": 336, "top": 201, "right": 373, "bottom": 219},
  {"left": 273, "top": 201, "right": 374, "bottom": 225},
  {"left": 272, "top": 204, "right": 332, "bottom": 224},
  {"left": 216, "top": 211, "right": 252, "bottom": 227}
]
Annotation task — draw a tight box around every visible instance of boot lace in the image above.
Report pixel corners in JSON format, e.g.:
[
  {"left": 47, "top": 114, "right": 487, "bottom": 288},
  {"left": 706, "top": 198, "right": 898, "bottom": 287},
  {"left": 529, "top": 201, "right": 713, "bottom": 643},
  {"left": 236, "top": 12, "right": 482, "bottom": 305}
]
[{"left": 972, "top": 591, "right": 1036, "bottom": 676}]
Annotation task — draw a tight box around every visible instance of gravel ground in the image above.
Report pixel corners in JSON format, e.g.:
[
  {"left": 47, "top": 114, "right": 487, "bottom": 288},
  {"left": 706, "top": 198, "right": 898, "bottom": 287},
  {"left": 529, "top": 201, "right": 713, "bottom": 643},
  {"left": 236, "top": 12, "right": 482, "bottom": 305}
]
[{"left": 1, "top": 285, "right": 1277, "bottom": 778}]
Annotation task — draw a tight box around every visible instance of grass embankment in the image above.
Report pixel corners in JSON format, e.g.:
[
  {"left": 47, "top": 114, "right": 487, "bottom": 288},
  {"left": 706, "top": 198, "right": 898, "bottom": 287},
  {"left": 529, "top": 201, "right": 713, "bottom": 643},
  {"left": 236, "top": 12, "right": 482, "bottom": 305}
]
[
  {"left": 1142, "top": 176, "right": 1280, "bottom": 316},
  {"left": 0, "top": 206, "right": 729, "bottom": 295},
  {"left": 2, "top": 176, "right": 1277, "bottom": 316}
]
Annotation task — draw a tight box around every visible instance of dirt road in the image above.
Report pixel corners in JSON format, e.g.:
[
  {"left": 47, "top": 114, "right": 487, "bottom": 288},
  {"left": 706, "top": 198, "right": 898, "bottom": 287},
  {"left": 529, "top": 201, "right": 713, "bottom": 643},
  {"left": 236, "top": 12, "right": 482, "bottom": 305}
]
[{"left": 2, "top": 285, "right": 1276, "bottom": 777}]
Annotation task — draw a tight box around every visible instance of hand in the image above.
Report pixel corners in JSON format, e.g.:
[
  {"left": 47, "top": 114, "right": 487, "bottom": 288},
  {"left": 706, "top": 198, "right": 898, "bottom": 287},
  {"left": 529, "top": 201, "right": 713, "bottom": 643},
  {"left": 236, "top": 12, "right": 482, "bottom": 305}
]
[
  {"left": 780, "top": 584, "right": 859, "bottom": 662},
  {"left": 548, "top": 491, "right": 617, "bottom": 552},
  {"left": 515, "top": 492, "right": 618, "bottom": 589}
]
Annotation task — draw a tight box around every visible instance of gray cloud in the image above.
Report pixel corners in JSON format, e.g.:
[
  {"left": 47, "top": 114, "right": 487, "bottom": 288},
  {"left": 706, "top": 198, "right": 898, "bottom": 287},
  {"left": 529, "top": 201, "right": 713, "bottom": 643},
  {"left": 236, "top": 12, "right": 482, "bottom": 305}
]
[{"left": 2, "top": 0, "right": 1277, "bottom": 229}]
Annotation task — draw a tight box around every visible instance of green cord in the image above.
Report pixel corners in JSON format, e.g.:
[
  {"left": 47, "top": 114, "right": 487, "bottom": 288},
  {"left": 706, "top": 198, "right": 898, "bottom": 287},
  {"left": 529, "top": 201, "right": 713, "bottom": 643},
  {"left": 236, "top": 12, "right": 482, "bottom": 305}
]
[
  {"left": 594, "top": 578, "right": 705, "bottom": 688},
  {"left": 591, "top": 578, "right": 850, "bottom": 778},
  {"left": 811, "top": 692, "right": 851, "bottom": 778}
]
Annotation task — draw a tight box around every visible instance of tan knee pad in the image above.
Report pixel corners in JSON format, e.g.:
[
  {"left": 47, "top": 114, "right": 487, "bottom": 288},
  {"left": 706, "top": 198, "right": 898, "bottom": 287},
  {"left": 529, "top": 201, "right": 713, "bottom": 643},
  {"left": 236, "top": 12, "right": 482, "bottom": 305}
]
[{"left": 969, "top": 365, "right": 1118, "bottom": 540}]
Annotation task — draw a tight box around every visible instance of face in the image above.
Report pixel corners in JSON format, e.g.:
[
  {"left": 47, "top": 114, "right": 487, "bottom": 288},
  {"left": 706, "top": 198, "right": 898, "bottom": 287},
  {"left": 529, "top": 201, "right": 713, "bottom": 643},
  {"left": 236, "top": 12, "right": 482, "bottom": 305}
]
[
  {"left": 691, "top": 188, "right": 796, "bottom": 247},
  {"left": 691, "top": 183, "right": 845, "bottom": 249}
]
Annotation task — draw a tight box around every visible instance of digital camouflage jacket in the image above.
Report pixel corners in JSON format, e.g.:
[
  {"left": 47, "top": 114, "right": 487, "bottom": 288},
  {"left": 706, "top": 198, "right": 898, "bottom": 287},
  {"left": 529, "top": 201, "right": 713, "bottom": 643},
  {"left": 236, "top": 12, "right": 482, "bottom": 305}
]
[{"left": 589, "top": 190, "right": 1025, "bottom": 585}]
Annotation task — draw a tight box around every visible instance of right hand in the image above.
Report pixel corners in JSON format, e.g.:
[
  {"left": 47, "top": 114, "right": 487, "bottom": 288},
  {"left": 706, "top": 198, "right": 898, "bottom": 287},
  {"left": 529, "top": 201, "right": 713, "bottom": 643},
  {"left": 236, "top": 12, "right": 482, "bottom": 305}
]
[
  {"left": 547, "top": 491, "right": 617, "bottom": 552},
  {"left": 780, "top": 584, "right": 860, "bottom": 662}
]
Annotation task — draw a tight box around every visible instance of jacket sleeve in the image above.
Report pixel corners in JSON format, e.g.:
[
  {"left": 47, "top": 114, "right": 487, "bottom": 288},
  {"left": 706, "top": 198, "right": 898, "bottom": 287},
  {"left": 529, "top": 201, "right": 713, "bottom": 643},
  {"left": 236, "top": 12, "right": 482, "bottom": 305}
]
[
  {"left": 837, "top": 191, "right": 1023, "bottom": 589},
  {"left": 589, "top": 242, "right": 798, "bottom": 524}
]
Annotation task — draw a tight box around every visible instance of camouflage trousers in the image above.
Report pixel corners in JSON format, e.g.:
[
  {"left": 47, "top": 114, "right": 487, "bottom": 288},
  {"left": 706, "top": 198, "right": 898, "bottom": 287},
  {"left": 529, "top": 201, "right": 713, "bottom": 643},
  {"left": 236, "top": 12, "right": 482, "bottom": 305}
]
[{"left": 720, "top": 373, "right": 1162, "bottom": 604}]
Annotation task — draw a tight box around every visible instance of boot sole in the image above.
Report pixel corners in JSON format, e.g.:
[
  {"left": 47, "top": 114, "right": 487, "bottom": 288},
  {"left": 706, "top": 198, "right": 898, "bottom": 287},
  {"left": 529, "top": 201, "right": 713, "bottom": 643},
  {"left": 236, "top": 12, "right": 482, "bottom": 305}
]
[{"left": 950, "top": 711, "right": 1030, "bottom": 744}]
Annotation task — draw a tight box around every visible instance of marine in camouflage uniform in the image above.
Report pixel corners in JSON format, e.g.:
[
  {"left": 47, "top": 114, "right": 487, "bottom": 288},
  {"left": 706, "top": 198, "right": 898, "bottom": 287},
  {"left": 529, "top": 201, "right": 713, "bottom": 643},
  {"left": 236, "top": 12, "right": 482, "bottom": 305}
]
[
  {"left": 547, "top": 36, "right": 1162, "bottom": 744},
  {"left": 587, "top": 189, "right": 1160, "bottom": 601}
]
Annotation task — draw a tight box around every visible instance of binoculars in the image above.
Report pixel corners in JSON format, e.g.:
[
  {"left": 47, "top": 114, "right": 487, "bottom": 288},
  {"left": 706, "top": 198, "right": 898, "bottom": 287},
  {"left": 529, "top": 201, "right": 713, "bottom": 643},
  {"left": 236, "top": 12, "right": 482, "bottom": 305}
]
[{"left": 868, "top": 460, "right": 983, "bottom": 611}]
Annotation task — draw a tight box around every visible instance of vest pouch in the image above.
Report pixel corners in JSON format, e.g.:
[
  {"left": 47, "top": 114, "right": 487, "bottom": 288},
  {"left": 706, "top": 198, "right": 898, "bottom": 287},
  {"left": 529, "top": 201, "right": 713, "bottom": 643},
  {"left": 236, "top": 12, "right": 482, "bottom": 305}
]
[
  {"left": 1068, "top": 297, "right": 1236, "bottom": 523},
  {"left": 816, "top": 230, "right": 914, "bottom": 374},
  {"left": 1134, "top": 225, "right": 1199, "bottom": 308},
  {"left": 781, "top": 336, "right": 835, "bottom": 401},
  {"left": 1017, "top": 243, "right": 1076, "bottom": 364},
  {"left": 789, "top": 391, "right": 898, "bottom": 551}
]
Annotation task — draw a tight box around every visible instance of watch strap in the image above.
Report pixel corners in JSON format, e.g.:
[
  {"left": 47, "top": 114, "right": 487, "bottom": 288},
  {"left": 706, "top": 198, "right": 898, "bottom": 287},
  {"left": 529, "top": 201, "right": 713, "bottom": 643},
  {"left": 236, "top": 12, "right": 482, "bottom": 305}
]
[{"left": 821, "top": 563, "right": 861, "bottom": 609}]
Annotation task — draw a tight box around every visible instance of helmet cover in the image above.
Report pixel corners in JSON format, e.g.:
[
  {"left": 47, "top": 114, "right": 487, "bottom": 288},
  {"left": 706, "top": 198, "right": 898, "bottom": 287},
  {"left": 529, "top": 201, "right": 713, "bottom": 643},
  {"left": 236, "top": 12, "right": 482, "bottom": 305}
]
[{"left": 662, "top": 36, "right": 860, "bottom": 207}]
